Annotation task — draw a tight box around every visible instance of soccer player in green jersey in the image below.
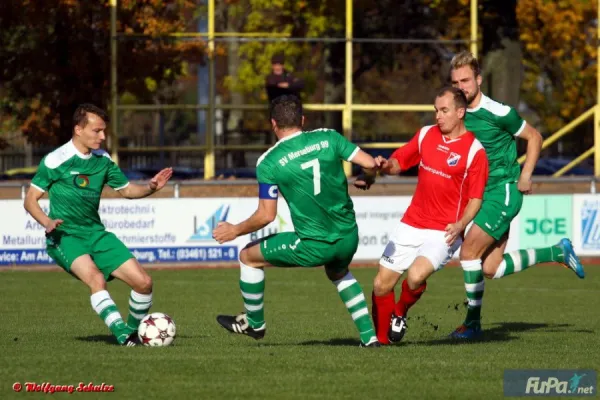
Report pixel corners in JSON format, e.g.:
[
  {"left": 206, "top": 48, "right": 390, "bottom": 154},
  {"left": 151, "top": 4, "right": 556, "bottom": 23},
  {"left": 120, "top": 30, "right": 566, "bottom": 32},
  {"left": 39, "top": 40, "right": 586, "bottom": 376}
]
[
  {"left": 24, "top": 104, "right": 173, "bottom": 346},
  {"left": 212, "top": 95, "right": 381, "bottom": 347},
  {"left": 448, "top": 51, "right": 585, "bottom": 339}
]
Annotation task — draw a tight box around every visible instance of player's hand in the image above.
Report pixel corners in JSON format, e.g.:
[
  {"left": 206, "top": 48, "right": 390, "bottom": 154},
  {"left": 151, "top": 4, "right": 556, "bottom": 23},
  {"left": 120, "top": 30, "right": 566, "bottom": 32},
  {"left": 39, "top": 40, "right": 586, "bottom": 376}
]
[
  {"left": 518, "top": 175, "right": 533, "bottom": 195},
  {"left": 376, "top": 156, "right": 392, "bottom": 174},
  {"left": 354, "top": 173, "right": 376, "bottom": 190},
  {"left": 44, "top": 219, "right": 63, "bottom": 234},
  {"left": 278, "top": 82, "right": 289, "bottom": 88},
  {"left": 213, "top": 222, "right": 239, "bottom": 244},
  {"left": 375, "top": 156, "right": 387, "bottom": 169},
  {"left": 149, "top": 167, "right": 173, "bottom": 191},
  {"left": 444, "top": 222, "right": 464, "bottom": 246}
]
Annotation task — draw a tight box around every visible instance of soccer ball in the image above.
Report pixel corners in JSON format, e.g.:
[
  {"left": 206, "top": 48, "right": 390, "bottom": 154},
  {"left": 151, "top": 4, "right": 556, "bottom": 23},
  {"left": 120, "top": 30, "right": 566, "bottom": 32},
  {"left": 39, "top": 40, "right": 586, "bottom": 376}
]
[{"left": 138, "top": 312, "right": 176, "bottom": 347}]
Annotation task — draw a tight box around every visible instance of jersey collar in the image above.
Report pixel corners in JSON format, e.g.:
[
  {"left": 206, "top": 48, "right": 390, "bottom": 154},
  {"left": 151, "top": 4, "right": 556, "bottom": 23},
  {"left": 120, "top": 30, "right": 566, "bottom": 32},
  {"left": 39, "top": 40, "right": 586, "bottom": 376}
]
[
  {"left": 278, "top": 131, "right": 303, "bottom": 142},
  {"left": 68, "top": 140, "right": 93, "bottom": 160},
  {"left": 467, "top": 93, "right": 489, "bottom": 113}
]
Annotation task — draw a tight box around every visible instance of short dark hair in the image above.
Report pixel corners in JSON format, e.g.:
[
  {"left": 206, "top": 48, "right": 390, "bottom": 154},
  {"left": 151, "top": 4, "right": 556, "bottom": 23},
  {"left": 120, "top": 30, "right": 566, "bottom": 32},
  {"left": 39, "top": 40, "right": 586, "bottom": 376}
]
[
  {"left": 73, "top": 103, "right": 109, "bottom": 129},
  {"left": 270, "top": 95, "right": 303, "bottom": 129},
  {"left": 436, "top": 86, "right": 468, "bottom": 113}
]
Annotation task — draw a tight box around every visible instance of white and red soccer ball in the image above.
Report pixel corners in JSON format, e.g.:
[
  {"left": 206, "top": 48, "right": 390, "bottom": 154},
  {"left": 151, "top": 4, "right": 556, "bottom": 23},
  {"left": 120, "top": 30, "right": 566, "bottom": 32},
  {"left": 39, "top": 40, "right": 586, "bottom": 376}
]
[{"left": 138, "top": 312, "right": 176, "bottom": 347}]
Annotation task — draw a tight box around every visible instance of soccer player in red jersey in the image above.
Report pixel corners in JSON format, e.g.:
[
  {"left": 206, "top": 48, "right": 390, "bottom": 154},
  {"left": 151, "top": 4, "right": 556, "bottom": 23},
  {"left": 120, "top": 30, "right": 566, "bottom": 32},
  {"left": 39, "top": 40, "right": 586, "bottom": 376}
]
[{"left": 359, "top": 86, "right": 489, "bottom": 344}]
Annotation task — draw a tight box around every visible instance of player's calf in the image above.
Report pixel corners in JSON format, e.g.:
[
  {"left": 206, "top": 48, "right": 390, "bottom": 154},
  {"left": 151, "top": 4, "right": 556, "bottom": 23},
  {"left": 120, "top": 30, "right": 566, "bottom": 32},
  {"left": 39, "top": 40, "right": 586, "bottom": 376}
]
[
  {"left": 328, "top": 269, "right": 378, "bottom": 346},
  {"left": 371, "top": 266, "right": 402, "bottom": 345}
]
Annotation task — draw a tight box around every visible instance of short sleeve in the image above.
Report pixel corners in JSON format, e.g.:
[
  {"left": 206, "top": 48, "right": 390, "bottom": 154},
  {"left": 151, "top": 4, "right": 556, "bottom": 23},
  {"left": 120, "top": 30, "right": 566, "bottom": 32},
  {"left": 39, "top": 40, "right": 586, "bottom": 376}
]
[
  {"left": 106, "top": 159, "right": 130, "bottom": 190},
  {"left": 256, "top": 161, "right": 279, "bottom": 199},
  {"left": 31, "top": 157, "right": 54, "bottom": 192},
  {"left": 329, "top": 130, "right": 359, "bottom": 162},
  {"left": 466, "top": 149, "right": 489, "bottom": 199},
  {"left": 257, "top": 161, "right": 277, "bottom": 185},
  {"left": 500, "top": 107, "right": 526, "bottom": 137},
  {"left": 390, "top": 130, "right": 422, "bottom": 171}
]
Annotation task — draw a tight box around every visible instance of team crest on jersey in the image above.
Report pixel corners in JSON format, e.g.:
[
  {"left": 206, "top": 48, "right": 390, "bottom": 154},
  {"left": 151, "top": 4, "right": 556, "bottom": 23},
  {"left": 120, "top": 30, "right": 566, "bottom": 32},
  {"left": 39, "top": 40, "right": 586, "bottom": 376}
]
[
  {"left": 73, "top": 174, "right": 90, "bottom": 188},
  {"left": 447, "top": 152, "right": 461, "bottom": 166}
]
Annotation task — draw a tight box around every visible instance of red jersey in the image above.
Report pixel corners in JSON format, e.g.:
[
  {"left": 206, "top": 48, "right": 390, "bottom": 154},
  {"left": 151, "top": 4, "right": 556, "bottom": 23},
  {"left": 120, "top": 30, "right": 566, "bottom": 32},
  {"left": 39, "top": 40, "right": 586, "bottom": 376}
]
[{"left": 391, "top": 125, "right": 489, "bottom": 231}]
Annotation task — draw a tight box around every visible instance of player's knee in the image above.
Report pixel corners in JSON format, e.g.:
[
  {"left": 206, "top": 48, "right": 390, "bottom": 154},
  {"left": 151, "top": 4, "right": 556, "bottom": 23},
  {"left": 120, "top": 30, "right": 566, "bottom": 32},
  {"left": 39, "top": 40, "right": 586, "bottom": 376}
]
[
  {"left": 325, "top": 268, "right": 348, "bottom": 282},
  {"left": 407, "top": 269, "right": 426, "bottom": 288},
  {"left": 373, "top": 271, "right": 393, "bottom": 296},
  {"left": 135, "top": 274, "right": 153, "bottom": 294},
  {"left": 459, "top": 244, "right": 479, "bottom": 261},
  {"left": 88, "top": 271, "right": 107, "bottom": 292},
  {"left": 239, "top": 246, "right": 264, "bottom": 268},
  {"left": 239, "top": 248, "right": 251, "bottom": 266},
  {"left": 482, "top": 264, "right": 497, "bottom": 280}
]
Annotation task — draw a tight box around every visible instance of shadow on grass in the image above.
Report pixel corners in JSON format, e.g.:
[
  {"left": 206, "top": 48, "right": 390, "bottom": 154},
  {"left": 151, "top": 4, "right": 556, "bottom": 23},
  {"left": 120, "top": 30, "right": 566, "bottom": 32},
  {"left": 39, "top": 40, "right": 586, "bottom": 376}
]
[
  {"left": 74, "top": 334, "right": 196, "bottom": 345},
  {"left": 258, "top": 338, "right": 362, "bottom": 347},
  {"left": 417, "top": 322, "right": 581, "bottom": 347}
]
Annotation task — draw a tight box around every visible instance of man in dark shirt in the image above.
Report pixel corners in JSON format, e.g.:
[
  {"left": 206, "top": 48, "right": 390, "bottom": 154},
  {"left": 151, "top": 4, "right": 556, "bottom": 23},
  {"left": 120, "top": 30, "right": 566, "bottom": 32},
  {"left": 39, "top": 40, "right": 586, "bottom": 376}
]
[{"left": 265, "top": 54, "right": 304, "bottom": 103}]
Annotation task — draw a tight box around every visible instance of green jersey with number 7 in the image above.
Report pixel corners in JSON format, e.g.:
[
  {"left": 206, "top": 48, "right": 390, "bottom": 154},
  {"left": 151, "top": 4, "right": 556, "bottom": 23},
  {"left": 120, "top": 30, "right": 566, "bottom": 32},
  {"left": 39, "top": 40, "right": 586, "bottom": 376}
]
[{"left": 256, "top": 128, "right": 359, "bottom": 243}]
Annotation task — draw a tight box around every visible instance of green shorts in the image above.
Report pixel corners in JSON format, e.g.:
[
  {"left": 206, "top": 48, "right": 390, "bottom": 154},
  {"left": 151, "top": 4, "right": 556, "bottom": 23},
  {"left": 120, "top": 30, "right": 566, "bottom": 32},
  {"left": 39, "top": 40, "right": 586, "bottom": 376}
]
[
  {"left": 260, "top": 229, "right": 359, "bottom": 273},
  {"left": 46, "top": 230, "right": 134, "bottom": 281},
  {"left": 473, "top": 182, "right": 523, "bottom": 240}
]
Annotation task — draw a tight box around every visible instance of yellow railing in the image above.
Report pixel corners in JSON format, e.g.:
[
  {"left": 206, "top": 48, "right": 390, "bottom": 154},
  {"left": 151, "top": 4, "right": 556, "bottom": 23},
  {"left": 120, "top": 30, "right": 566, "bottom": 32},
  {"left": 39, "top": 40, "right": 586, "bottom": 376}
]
[
  {"left": 517, "top": 106, "right": 597, "bottom": 177},
  {"left": 109, "top": 0, "right": 479, "bottom": 179}
]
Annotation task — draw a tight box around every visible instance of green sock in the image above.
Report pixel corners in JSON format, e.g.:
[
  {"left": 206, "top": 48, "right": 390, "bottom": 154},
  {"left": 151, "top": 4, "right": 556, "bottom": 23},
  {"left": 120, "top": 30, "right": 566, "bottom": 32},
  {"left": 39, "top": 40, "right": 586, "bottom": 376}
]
[
  {"left": 90, "top": 290, "right": 129, "bottom": 344},
  {"left": 127, "top": 290, "right": 153, "bottom": 331},
  {"left": 333, "top": 272, "right": 377, "bottom": 345},
  {"left": 461, "top": 260, "right": 484, "bottom": 329},
  {"left": 240, "top": 263, "right": 265, "bottom": 329},
  {"left": 493, "top": 245, "right": 562, "bottom": 279}
]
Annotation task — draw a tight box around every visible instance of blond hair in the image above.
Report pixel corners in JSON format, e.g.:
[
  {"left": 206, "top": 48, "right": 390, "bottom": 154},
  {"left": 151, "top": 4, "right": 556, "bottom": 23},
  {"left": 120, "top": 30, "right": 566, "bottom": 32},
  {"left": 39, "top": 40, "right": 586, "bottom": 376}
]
[{"left": 450, "top": 50, "right": 481, "bottom": 76}]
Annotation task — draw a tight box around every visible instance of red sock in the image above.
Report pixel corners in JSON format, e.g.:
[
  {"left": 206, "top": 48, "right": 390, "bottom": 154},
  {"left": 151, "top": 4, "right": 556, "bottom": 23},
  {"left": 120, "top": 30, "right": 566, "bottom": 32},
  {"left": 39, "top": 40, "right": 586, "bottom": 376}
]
[
  {"left": 395, "top": 279, "right": 427, "bottom": 317},
  {"left": 372, "top": 290, "right": 395, "bottom": 345}
]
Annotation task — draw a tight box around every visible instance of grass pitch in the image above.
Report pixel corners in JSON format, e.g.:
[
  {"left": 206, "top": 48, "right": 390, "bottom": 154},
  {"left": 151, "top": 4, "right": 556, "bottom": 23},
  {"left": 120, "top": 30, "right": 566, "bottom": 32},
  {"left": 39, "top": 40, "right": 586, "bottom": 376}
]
[{"left": 1, "top": 265, "right": 598, "bottom": 399}]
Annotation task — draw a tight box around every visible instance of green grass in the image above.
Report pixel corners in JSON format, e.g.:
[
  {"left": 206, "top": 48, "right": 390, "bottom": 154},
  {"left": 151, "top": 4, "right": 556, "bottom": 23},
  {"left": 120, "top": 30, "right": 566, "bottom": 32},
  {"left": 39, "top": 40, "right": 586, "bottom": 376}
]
[{"left": 1, "top": 265, "right": 599, "bottom": 399}]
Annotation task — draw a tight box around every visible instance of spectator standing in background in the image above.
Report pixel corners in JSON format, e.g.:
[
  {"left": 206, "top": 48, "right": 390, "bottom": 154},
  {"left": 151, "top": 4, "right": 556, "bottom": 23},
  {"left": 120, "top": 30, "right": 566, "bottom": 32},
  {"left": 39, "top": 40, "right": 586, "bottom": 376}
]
[{"left": 265, "top": 54, "right": 305, "bottom": 103}]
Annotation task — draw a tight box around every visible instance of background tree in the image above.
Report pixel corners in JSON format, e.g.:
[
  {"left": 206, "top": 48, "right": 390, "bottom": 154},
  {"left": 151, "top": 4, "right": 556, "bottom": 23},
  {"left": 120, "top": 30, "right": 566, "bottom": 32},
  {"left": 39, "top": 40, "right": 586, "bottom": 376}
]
[
  {"left": 0, "top": 0, "right": 205, "bottom": 149},
  {"left": 516, "top": 0, "right": 597, "bottom": 141}
]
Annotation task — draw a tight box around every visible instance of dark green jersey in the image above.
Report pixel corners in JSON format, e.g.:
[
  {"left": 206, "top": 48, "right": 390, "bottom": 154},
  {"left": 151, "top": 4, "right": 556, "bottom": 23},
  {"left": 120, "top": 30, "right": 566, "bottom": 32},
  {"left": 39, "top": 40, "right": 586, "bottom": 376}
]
[
  {"left": 465, "top": 94, "right": 526, "bottom": 190},
  {"left": 31, "top": 140, "right": 129, "bottom": 234},
  {"left": 256, "top": 129, "right": 359, "bottom": 242}
]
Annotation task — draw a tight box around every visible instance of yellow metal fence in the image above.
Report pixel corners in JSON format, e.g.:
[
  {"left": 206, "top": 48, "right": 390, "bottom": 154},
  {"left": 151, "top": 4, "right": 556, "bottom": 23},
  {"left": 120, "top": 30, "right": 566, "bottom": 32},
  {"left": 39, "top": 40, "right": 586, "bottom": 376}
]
[
  {"left": 109, "top": 0, "right": 479, "bottom": 179},
  {"left": 109, "top": 0, "right": 600, "bottom": 178}
]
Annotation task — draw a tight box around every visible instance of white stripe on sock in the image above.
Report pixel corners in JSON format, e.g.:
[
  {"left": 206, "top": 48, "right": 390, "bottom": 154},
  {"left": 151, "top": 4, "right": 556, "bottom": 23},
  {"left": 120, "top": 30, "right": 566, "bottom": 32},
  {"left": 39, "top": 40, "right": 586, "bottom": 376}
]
[
  {"left": 129, "top": 311, "right": 146, "bottom": 320},
  {"left": 351, "top": 308, "right": 369, "bottom": 321},
  {"left": 512, "top": 252, "right": 523, "bottom": 273},
  {"left": 333, "top": 272, "right": 356, "bottom": 292},
  {"left": 493, "top": 261, "right": 506, "bottom": 279},
  {"left": 241, "top": 291, "right": 263, "bottom": 300},
  {"left": 105, "top": 312, "right": 123, "bottom": 327},
  {"left": 467, "top": 299, "right": 482, "bottom": 307},
  {"left": 130, "top": 290, "right": 153, "bottom": 303},
  {"left": 345, "top": 293, "right": 366, "bottom": 309},
  {"left": 461, "top": 259, "right": 482, "bottom": 271},
  {"left": 465, "top": 282, "right": 485, "bottom": 292},
  {"left": 240, "top": 262, "right": 265, "bottom": 284},
  {"left": 244, "top": 303, "right": 264, "bottom": 312},
  {"left": 527, "top": 249, "right": 536, "bottom": 265},
  {"left": 129, "top": 300, "right": 151, "bottom": 311},
  {"left": 91, "top": 290, "right": 113, "bottom": 314}
]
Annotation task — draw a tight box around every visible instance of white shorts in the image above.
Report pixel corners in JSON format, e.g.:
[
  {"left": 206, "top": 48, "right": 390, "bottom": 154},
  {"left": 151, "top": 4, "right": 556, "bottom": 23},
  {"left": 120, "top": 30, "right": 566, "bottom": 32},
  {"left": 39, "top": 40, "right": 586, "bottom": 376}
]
[{"left": 379, "top": 222, "right": 462, "bottom": 274}]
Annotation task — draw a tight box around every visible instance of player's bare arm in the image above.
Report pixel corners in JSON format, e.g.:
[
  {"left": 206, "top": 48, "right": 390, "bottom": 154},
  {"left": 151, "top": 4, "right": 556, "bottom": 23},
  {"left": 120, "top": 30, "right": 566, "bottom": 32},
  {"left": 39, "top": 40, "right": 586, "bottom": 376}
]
[
  {"left": 445, "top": 198, "right": 483, "bottom": 245},
  {"left": 353, "top": 150, "right": 381, "bottom": 190},
  {"left": 118, "top": 167, "right": 173, "bottom": 199},
  {"left": 23, "top": 185, "right": 62, "bottom": 233},
  {"left": 517, "top": 124, "right": 543, "bottom": 195},
  {"left": 213, "top": 198, "right": 277, "bottom": 244}
]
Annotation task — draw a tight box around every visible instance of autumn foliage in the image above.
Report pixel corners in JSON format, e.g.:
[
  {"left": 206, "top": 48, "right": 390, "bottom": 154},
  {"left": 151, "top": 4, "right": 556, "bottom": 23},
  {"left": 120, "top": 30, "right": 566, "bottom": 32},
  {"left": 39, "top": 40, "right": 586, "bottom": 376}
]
[{"left": 0, "top": 0, "right": 205, "bottom": 146}]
